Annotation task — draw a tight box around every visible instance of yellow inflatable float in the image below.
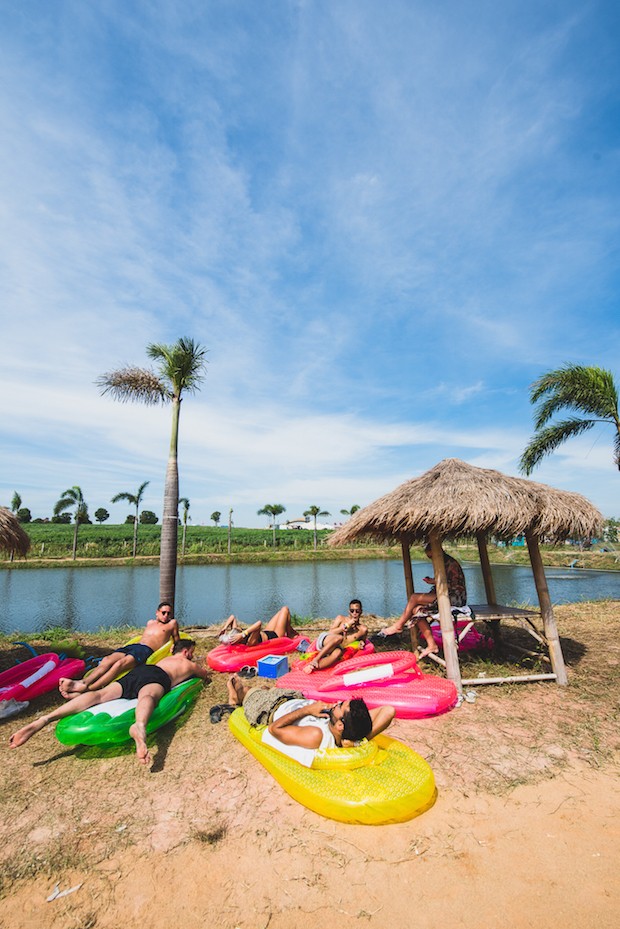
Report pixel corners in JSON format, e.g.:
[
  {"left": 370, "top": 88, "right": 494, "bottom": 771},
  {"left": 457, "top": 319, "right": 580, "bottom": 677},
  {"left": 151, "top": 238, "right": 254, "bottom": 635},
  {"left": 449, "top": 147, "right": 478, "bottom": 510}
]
[{"left": 228, "top": 708, "right": 436, "bottom": 825}]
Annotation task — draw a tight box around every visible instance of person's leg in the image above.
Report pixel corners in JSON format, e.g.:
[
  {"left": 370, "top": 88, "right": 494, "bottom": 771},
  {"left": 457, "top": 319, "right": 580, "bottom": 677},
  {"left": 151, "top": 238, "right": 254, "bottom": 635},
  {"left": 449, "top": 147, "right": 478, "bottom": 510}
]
[
  {"left": 60, "top": 651, "right": 135, "bottom": 697},
  {"left": 368, "top": 705, "right": 395, "bottom": 739},
  {"left": 382, "top": 594, "right": 436, "bottom": 635},
  {"left": 415, "top": 618, "right": 439, "bottom": 658},
  {"left": 304, "top": 637, "right": 345, "bottom": 673},
  {"left": 265, "top": 606, "right": 297, "bottom": 638},
  {"left": 10, "top": 683, "right": 123, "bottom": 747},
  {"left": 226, "top": 674, "right": 250, "bottom": 706},
  {"left": 128, "top": 683, "right": 165, "bottom": 765}
]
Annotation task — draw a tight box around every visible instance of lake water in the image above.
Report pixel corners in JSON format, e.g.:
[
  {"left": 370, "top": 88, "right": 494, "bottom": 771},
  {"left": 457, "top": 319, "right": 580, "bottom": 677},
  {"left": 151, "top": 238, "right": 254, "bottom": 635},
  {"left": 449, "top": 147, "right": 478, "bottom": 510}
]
[{"left": 1, "top": 559, "right": 617, "bottom": 635}]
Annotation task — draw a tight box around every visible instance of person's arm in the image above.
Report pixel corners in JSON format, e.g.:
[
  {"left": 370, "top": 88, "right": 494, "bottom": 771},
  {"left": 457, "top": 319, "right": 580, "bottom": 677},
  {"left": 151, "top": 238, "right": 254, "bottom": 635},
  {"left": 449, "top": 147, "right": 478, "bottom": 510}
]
[
  {"left": 171, "top": 619, "right": 181, "bottom": 644},
  {"left": 189, "top": 658, "right": 211, "bottom": 683},
  {"left": 267, "top": 701, "right": 330, "bottom": 748}
]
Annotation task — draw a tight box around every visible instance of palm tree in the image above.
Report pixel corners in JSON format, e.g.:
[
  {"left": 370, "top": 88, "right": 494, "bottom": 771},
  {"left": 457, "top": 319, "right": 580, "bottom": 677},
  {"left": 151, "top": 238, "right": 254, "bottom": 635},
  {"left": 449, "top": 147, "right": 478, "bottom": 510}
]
[
  {"left": 303, "top": 505, "right": 330, "bottom": 551},
  {"left": 179, "top": 497, "right": 190, "bottom": 557},
  {"left": 11, "top": 492, "right": 21, "bottom": 514},
  {"left": 98, "top": 337, "right": 208, "bottom": 607},
  {"left": 520, "top": 364, "right": 620, "bottom": 475},
  {"left": 340, "top": 505, "right": 360, "bottom": 518},
  {"left": 111, "top": 481, "right": 150, "bottom": 557},
  {"left": 54, "top": 486, "right": 88, "bottom": 560},
  {"left": 257, "top": 503, "right": 286, "bottom": 547}
]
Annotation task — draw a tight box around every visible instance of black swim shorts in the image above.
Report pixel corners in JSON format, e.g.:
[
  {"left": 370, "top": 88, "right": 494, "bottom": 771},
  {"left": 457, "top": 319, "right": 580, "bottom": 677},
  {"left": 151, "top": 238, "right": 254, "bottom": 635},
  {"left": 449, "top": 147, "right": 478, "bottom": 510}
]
[
  {"left": 119, "top": 664, "right": 172, "bottom": 700},
  {"left": 116, "top": 643, "right": 154, "bottom": 665}
]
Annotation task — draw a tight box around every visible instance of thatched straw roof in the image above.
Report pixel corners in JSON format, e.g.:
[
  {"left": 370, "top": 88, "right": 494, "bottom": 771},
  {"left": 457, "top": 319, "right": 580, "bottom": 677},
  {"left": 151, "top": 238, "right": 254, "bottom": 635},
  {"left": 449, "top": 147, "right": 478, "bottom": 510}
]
[
  {"left": 0, "top": 508, "right": 31, "bottom": 557},
  {"left": 329, "top": 458, "right": 603, "bottom": 546}
]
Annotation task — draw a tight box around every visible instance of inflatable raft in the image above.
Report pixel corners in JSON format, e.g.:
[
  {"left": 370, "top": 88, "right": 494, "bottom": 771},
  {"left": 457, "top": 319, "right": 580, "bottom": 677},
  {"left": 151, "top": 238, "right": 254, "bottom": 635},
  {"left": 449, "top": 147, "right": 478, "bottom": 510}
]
[
  {"left": 207, "top": 634, "right": 307, "bottom": 672},
  {"left": 55, "top": 677, "right": 202, "bottom": 746},
  {"left": 276, "top": 650, "right": 458, "bottom": 718},
  {"left": 229, "top": 707, "right": 436, "bottom": 824},
  {"left": 0, "top": 653, "right": 85, "bottom": 704},
  {"left": 432, "top": 619, "right": 493, "bottom": 652}
]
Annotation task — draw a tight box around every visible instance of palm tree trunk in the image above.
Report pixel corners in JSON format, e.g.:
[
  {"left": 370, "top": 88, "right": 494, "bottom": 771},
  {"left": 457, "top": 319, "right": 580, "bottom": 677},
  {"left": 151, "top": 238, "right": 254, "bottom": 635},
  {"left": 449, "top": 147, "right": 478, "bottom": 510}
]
[
  {"left": 313, "top": 517, "right": 317, "bottom": 552},
  {"left": 160, "top": 398, "right": 180, "bottom": 608},
  {"left": 272, "top": 522, "right": 276, "bottom": 547},
  {"left": 182, "top": 519, "right": 187, "bottom": 557},
  {"left": 132, "top": 504, "right": 139, "bottom": 558},
  {"left": 72, "top": 519, "right": 79, "bottom": 561}
]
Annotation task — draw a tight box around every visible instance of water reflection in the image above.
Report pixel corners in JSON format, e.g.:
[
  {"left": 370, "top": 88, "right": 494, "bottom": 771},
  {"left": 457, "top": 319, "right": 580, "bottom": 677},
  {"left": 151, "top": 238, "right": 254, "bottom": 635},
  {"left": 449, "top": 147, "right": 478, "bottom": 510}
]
[{"left": 1, "top": 559, "right": 617, "bottom": 635}]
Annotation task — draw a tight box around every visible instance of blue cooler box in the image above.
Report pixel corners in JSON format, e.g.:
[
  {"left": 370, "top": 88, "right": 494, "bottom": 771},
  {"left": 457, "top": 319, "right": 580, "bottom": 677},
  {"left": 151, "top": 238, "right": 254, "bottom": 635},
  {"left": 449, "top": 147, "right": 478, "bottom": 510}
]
[{"left": 257, "top": 655, "right": 289, "bottom": 678}]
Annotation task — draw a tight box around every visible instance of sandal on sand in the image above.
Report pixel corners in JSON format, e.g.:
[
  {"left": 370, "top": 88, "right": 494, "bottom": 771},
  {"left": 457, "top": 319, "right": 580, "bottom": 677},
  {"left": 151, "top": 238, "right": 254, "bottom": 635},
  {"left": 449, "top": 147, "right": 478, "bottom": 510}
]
[
  {"left": 209, "top": 704, "right": 224, "bottom": 723},
  {"left": 238, "top": 666, "right": 257, "bottom": 679}
]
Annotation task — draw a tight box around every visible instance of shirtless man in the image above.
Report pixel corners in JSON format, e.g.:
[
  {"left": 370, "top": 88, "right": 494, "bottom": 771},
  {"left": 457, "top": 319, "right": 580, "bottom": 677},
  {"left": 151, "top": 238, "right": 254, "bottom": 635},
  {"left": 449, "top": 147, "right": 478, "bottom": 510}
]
[
  {"left": 60, "top": 602, "right": 180, "bottom": 697},
  {"left": 227, "top": 675, "right": 394, "bottom": 763},
  {"left": 10, "top": 640, "right": 209, "bottom": 766},
  {"left": 218, "top": 605, "right": 297, "bottom": 646},
  {"left": 303, "top": 598, "right": 368, "bottom": 674}
]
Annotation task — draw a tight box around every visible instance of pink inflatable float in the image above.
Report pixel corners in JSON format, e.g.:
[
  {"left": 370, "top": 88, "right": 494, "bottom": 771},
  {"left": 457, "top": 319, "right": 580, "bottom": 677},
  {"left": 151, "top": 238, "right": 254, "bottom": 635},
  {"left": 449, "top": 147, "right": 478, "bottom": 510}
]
[
  {"left": 0, "top": 653, "right": 86, "bottom": 704},
  {"left": 432, "top": 619, "right": 493, "bottom": 652},
  {"left": 276, "top": 650, "right": 458, "bottom": 719},
  {"left": 292, "top": 639, "right": 374, "bottom": 669},
  {"left": 207, "top": 635, "right": 308, "bottom": 672}
]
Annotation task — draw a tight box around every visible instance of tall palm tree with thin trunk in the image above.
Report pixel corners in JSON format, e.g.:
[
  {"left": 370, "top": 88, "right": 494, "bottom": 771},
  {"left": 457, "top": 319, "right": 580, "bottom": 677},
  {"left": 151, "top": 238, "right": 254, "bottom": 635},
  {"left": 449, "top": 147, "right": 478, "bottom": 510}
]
[
  {"left": 98, "top": 337, "right": 207, "bottom": 608},
  {"left": 304, "top": 505, "right": 330, "bottom": 551},
  {"left": 179, "top": 497, "right": 190, "bottom": 557},
  {"left": 257, "top": 504, "right": 286, "bottom": 547},
  {"left": 54, "top": 486, "right": 88, "bottom": 560},
  {"left": 111, "top": 481, "right": 150, "bottom": 557},
  {"left": 11, "top": 492, "right": 21, "bottom": 514},
  {"left": 520, "top": 364, "right": 620, "bottom": 475}
]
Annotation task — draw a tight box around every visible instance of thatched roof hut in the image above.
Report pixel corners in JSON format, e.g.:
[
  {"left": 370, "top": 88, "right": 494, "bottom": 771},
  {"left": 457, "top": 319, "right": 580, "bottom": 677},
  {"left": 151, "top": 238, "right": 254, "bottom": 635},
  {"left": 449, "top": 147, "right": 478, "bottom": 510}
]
[
  {"left": 0, "top": 508, "right": 31, "bottom": 558},
  {"left": 328, "top": 458, "right": 602, "bottom": 546},
  {"left": 330, "top": 459, "right": 603, "bottom": 690}
]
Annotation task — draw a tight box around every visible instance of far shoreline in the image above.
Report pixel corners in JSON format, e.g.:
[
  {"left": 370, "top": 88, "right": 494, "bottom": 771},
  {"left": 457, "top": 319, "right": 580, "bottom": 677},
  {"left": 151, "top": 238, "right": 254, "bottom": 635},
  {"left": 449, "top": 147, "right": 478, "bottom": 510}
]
[{"left": 1, "top": 542, "right": 619, "bottom": 572}]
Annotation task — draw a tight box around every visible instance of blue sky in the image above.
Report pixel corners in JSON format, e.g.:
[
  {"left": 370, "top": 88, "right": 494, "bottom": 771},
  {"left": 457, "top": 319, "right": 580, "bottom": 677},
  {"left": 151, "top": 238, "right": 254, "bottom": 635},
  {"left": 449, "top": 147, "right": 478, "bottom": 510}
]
[{"left": 2, "top": 0, "right": 619, "bottom": 528}]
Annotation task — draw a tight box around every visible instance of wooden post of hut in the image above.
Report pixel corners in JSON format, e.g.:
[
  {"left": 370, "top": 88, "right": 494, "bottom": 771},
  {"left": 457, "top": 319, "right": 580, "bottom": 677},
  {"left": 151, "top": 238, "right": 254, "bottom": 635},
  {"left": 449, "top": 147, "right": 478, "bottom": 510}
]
[
  {"left": 400, "top": 537, "right": 418, "bottom": 648},
  {"left": 429, "top": 532, "right": 462, "bottom": 694},
  {"left": 525, "top": 531, "right": 568, "bottom": 686},
  {"left": 476, "top": 531, "right": 501, "bottom": 643}
]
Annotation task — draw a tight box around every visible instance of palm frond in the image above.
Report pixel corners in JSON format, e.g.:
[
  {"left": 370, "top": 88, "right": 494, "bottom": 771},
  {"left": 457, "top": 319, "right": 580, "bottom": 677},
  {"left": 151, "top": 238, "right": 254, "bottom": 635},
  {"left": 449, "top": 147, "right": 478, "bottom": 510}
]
[
  {"left": 97, "top": 367, "right": 169, "bottom": 405},
  {"left": 531, "top": 365, "right": 618, "bottom": 428},
  {"left": 111, "top": 491, "right": 135, "bottom": 505},
  {"left": 146, "top": 338, "right": 208, "bottom": 396},
  {"left": 519, "top": 419, "right": 596, "bottom": 475}
]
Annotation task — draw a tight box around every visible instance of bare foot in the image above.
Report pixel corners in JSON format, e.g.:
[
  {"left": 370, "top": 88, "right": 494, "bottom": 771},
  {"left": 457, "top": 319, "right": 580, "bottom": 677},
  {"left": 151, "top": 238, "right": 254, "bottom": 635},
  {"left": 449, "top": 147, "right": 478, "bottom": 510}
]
[
  {"left": 303, "top": 660, "right": 318, "bottom": 675},
  {"left": 59, "top": 678, "right": 88, "bottom": 698},
  {"left": 9, "top": 717, "right": 48, "bottom": 747},
  {"left": 129, "top": 722, "right": 151, "bottom": 766},
  {"left": 417, "top": 645, "right": 439, "bottom": 659},
  {"left": 380, "top": 625, "right": 402, "bottom": 637}
]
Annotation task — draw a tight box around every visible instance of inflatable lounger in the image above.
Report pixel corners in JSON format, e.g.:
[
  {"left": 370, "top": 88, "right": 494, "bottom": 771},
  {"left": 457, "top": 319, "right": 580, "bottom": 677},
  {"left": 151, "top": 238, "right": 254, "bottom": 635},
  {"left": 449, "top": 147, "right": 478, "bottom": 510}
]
[
  {"left": 207, "top": 634, "right": 307, "bottom": 672},
  {"left": 229, "top": 707, "right": 436, "bottom": 825},
  {"left": 277, "top": 650, "right": 458, "bottom": 719},
  {"left": 293, "top": 639, "right": 374, "bottom": 668},
  {"left": 55, "top": 677, "right": 202, "bottom": 746},
  {"left": 0, "top": 653, "right": 85, "bottom": 704},
  {"left": 432, "top": 619, "right": 493, "bottom": 653}
]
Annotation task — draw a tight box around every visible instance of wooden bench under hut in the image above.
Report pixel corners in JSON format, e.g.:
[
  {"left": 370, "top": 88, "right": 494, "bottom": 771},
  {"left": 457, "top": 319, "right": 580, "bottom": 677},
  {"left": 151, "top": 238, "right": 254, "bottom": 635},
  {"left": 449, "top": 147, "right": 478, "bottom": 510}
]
[{"left": 328, "top": 458, "right": 602, "bottom": 693}]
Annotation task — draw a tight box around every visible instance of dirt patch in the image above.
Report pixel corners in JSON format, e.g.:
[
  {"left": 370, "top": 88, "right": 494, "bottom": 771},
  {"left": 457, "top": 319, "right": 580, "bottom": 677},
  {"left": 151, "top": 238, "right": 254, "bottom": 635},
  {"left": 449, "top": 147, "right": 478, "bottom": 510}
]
[{"left": 1, "top": 602, "right": 619, "bottom": 928}]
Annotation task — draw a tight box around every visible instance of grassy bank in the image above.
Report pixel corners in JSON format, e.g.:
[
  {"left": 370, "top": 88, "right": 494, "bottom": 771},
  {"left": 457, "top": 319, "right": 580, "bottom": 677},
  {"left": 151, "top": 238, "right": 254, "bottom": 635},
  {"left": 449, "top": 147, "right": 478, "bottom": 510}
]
[{"left": 2, "top": 523, "right": 619, "bottom": 572}]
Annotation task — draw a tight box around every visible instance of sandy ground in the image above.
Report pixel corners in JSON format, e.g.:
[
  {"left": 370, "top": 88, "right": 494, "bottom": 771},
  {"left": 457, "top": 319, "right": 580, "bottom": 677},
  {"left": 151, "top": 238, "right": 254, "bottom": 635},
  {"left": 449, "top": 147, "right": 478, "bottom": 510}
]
[{"left": 1, "top": 602, "right": 619, "bottom": 929}]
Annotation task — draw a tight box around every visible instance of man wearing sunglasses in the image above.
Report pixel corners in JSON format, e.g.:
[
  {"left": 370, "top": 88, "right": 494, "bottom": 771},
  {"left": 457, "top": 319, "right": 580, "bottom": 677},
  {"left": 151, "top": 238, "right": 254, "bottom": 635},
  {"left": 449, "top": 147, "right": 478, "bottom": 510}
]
[
  {"left": 59, "top": 601, "right": 180, "bottom": 698},
  {"left": 303, "top": 599, "right": 369, "bottom": 673}
]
